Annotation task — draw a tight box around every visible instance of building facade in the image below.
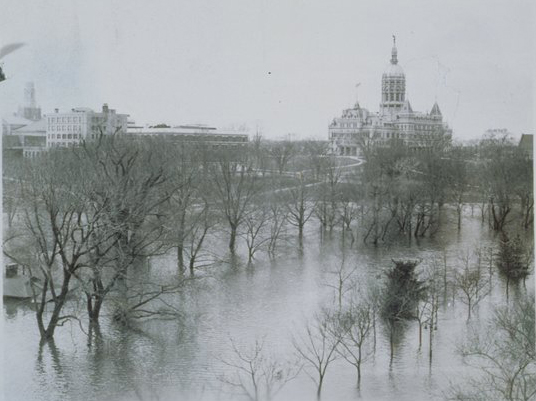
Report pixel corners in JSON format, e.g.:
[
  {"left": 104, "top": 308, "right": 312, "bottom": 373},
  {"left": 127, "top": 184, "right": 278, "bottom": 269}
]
[
  {"left": 329, "top": 39, "right": 452, "bottom": 156},
  {"left": 126, "top": 124, "right": 249, "bottom": 150},
  {"left": 12, "top": 119, "right": 47, "bottom": 157},
  {"left": 46, "top": 104, "right": 128, "bottom": 148}
]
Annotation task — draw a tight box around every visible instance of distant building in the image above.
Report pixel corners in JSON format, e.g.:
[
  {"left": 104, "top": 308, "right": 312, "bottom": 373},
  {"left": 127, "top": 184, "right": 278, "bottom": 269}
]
[
  {"left": 2, "top": 83, "right": 44, "bottom": 157},
  {"left": 46, "top": 104, "right": 128, "bottom": 148},
  {"left": 2, "top": 114, "right": 32, "bottom": 136},
  {"left": 12, "top": 119, "right": 47, "bottom": 158},
  {"left": 17, "top": 82, "right": 42, "bottom": 121},
  {"left": 126, "top": 124, "right": 249, "bottom": 150},
  {"left": 329, "top": 38, "right": 452, "bottom": 156},
  {"left": 519, "top": 134, "right": 533, "bottom": 159}
]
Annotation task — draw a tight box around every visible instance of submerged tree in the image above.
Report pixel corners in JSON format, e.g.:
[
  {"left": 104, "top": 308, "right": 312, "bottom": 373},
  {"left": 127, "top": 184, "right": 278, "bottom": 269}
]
[
  {"left": 212, "top": 154, "right": 260, "bottom": 253},
  {"left": 496, "top": 232, "right": 533, "bottom": 289},
  {"left": 285, "top": 176, "right": 316, "bottom": 243},
  {"left": 293, "top": 311, "right": 341, "bottom": 401},
  {"left": 335, "top": 299, "right": 374, "bottom": 388},
  {"left": 381, "top": 259, "right": 426, "bottom": 322},
  {"left": 447, "top": 295, "right": 535, "bottom": 401},
  {"left": 217, "top": 338, "right": 300, "bottom": 401},
  {"left": 454, "top": 250, "right": 491, "bottom": 321},
  {"left": 7, "top": 153, "right": 89, "bottom": 341},
  {"left": 381, "top": 259, "right": 426, "bottom": 362}
]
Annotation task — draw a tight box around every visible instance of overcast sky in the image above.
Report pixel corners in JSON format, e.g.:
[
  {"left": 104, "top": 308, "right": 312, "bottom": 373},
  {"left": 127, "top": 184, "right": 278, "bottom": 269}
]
[{"left": 1, "top": 0, "right": 534, "bottom": 140}]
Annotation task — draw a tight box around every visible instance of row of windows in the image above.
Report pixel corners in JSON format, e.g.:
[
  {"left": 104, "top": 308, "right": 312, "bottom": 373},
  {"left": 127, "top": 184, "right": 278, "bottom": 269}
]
[
  {"left": 397, "top": 124, "right": 437, "bottom": 131},
  {"left": 48, "top": 125, "right": 82, "bottom": 131},
  {"left": 137, "top": 133, "right": 247, "bottom": 142},
  {"left": 383, "top": 93, "right": 404, "bottom": 102},
  {"left": 49, "top": 116, "right": 82, "bottom": 124},
  {"left": 49, "top": 142, "right": 75, "bottom": 148},
  {"left": 48, "top": 133, "right": 82, "bottom": 140}
]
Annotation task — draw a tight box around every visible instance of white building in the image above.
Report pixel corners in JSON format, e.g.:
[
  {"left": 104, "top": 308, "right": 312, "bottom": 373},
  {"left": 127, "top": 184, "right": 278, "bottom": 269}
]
[
  {"left": 329, "top": 39, "right": 452, "bottom": 156},
  {"left": 126, "top": 124, "right": 249, "bottom": 149},
  {"left": 46, "top": 104, "right": 128, "bottom": 148}
]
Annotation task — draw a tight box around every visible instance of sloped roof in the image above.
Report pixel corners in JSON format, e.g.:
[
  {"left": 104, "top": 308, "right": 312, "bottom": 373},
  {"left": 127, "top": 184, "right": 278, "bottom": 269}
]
[
  {"left": 401, "top": 99, "right": 413, "bottom": 113},
  {"left": 12, "top": 118, "right": 47, "bottom": 134},
  {"left": 430, "top": 102, "right": 442, "bottom": 116},
  {"left": 2, "top": 114, "right": 32, "bottom": 126}
]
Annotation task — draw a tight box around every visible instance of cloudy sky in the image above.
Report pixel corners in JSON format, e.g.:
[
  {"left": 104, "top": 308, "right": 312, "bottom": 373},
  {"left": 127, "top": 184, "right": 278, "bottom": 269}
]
[{"left": 1, "top": 0, "right": 534, "bottom": 140}]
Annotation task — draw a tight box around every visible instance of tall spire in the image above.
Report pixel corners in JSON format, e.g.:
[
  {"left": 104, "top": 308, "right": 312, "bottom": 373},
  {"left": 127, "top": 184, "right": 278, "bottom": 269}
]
[{"left": 391, "top": 35, "right": 398, "bottom": 65}]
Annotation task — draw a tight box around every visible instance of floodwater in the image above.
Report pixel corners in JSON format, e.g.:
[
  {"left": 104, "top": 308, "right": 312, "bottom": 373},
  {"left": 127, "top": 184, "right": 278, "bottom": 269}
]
[{"left": 3, "top": 207, "right": 534, "bottom": 401}]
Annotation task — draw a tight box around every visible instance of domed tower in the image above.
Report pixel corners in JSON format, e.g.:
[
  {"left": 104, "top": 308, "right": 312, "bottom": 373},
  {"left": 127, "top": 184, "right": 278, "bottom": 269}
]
[{"left": 380, "top": 36, "right": 405, "bottom": 113}]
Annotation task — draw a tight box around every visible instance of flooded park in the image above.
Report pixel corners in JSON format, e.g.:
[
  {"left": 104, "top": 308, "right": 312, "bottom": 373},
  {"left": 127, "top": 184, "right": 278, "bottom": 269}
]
[
  {"left": 2, "top": 3, "right": 535, "bottom": 399},
  {"left": 3, "top": 197, "right": 534, "bottom": 400}
]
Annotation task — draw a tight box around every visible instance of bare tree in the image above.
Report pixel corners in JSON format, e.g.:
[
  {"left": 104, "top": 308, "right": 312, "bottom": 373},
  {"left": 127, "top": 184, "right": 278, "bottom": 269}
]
[
  {"left": 447, "top": 295, "right": 535, "bottom": 401},
  {"left": 6, "top": 150, "right": 107, "bottom": 341},
  {"left": 285, "top": 177, "right": 316, "bottom": 242},
  {"left": 324, "top": 257, "right": 357, "bottom": 313},
  {"left": 454, "top": 250, "right": 491, "bottom": 321},
  {"left": 164, "top": 144, "right": 206, "bottom": 273},
  {"left": 212, "top": 154, "right": 260, "bottom": 253},
  {"left": 445, "top": 146, "right": 470, "bottom": 230},
  {"left": 270, "top": 139, "right": 296, "bottom": 175},
  {"left": 182, "top": 200, "right": 216, "bottom": 275},
  {"left": 314, "top": 158, "right": 342, "bottom": 233},
  {"left": 302, "top": 140, "right": 329, "bottom": 181},
  {"left": 266, "top": 195, "right": 289, "bottom": 257},
  {"left": 242, "top": 206, "right": 271, "bottom": 262},
  {"left": 76, "top": 134, "right": 173, "bottom": 326},
  {"left": 335, "top": 300, "right": 374, "bottom": 388},
  {"left": 217, "top": 338, "right": 300, "bottom": 401},
  {"left": 292, "top": 311, "right": 341, "bottom": 401}
]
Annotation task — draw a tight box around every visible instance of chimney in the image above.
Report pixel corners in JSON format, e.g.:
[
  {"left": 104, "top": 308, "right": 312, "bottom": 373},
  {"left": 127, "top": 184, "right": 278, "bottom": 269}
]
[
  {"left": 55, "top": 108, "right": 59, "bottom": 113},
  {"left": 102, "top": 103, "right": 109, "bottom": 113}
]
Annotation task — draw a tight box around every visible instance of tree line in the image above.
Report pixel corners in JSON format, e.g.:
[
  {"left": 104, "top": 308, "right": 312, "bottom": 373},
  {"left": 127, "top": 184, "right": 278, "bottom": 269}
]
[{"left": 2, "top": 129, "right": 532, "bottom": 344}]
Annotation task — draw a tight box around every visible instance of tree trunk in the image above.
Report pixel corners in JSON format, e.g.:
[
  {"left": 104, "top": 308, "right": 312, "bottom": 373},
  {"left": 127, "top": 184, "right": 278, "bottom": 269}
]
[
  {"left": 177, "top": 243, "right": 185, "bottom": 273},
  {"left": 189, "top": 258, "right": 195, "bottom": 276},
  {"left": 316, "top": 377, "right": 324, "bottom": 401},
  {"left": 418, "top": 322, "right": 422, "bottom": 348},
  {"left": 88, "top": 295, "right": 104, "bottom": 324},
  {"left": 467, "top": 301, "right": 472, "bottom": 321},
  {"left": 39, "top": 273, "right": 72, "bottom": 341},
  {"left": 229, "top": 224, "right": 237, "bottom": 253}
]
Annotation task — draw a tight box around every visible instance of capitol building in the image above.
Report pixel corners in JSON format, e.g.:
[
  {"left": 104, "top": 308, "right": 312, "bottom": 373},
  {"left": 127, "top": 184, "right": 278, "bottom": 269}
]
[{"left": 329, "top": 39, "right": 452, "bottom": 156}]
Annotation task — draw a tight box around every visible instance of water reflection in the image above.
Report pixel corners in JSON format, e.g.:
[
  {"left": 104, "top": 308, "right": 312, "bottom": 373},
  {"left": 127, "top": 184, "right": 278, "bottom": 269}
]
[{"left": 3, "top": 209, "right": 534, "bottom": 401}]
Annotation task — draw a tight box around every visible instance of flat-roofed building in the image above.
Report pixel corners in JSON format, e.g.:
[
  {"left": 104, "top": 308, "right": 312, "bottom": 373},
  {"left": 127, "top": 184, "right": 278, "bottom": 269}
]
[
  {"left": 126, "top": 124, "right": 249, "bottom": 150},
  {"left": 46, "top": 104, "right": 128, "bottom": 148}
]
